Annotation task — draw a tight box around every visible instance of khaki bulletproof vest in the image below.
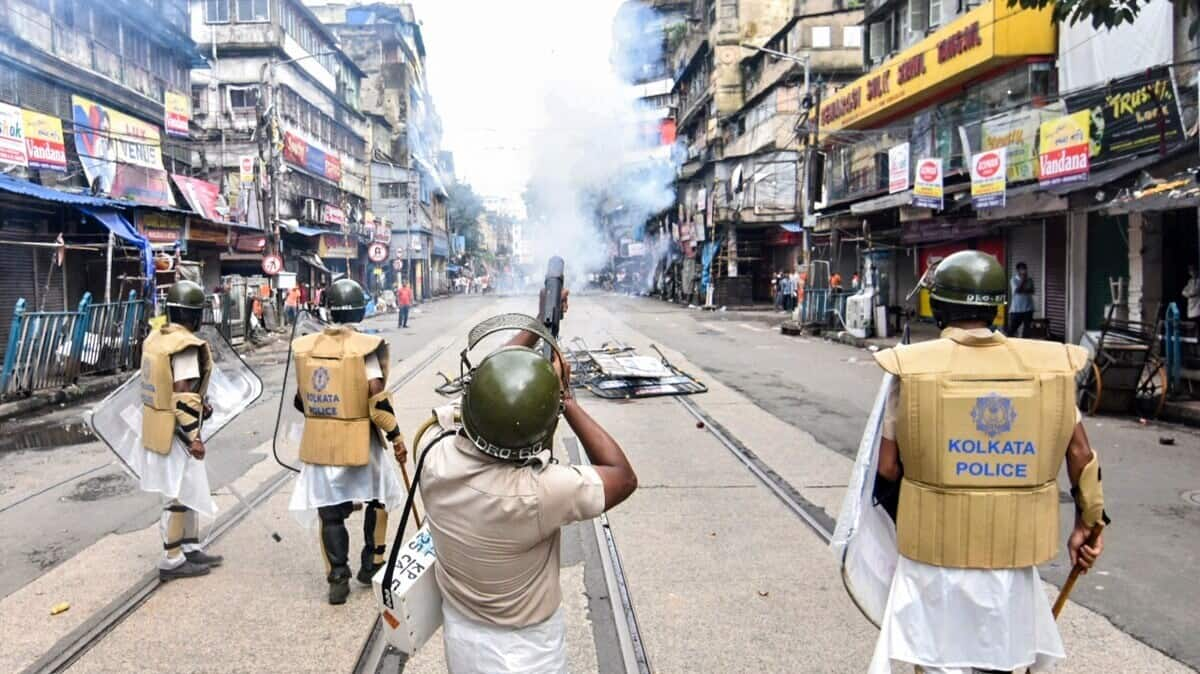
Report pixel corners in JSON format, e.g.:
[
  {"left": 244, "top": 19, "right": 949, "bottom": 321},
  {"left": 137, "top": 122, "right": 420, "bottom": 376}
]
[
  {"left": 874, "top": 327, "right": 1089, "bottom": 569},
  {"left": 141, "top": 325, "right": 211, "bottom": 455},
  {"left": 293, "top": 327, "right": 389, "bottom": 467}
]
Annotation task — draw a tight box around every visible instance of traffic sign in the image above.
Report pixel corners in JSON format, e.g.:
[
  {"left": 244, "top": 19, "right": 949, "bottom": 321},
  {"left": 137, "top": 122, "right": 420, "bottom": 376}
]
[
  {"left": 261, "top": 253, "right": 284, "bottom": 276},
  {"left": 368, "top": 241, "right": 389, "bottom": 263}
]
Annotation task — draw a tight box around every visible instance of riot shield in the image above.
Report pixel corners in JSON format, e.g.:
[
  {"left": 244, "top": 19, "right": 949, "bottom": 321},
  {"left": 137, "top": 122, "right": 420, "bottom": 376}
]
[
  {"left": 271, "top": 311, "right": 326, "bottom": 472},
  {"left": 84, "top": 326, "right": 264, "bottom": 479},
  {"left": 830, "top": 373, "right": 899, "bottom": 627}
]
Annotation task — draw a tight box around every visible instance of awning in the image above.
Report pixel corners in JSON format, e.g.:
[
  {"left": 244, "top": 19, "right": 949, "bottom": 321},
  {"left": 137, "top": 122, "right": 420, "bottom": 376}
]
[
  {"left": 79, "top": 207, "right": 154, "bottom": 295},
  {"left": 851, "top": 190, "right": 912, "bottom": 215},
  {"left": 779, "top": 223, "right": 802, "bottom": 233},
  {"left": 0, "top": 173, "right": 130, "bottom": 208},
  {"left": 279, "top": 220, "right": 326, "bottom": 237}
]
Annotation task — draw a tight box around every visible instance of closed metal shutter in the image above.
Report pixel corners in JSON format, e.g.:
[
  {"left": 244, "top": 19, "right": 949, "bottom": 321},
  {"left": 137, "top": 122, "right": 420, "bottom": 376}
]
[
  {"left": 1006, "top": 222, "right": 1045, "bottom": 316},
  {"left": 1044, "top": 217, "right": 1068, "bottom": 341},
  {"left": 0, "top": 244, "right": 37, "bottom": 363}
]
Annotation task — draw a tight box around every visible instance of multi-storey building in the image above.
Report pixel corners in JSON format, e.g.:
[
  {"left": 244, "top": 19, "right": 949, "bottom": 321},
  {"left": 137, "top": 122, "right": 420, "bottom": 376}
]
[
  {"left": 0, "top": 0, "right": 202, "bottom": 350},
  {"left": 189, "top": 0, "right": 371, "bottom": 286},
  {"left": 310, "top": 1, "right": 453, "bottom": 300}
]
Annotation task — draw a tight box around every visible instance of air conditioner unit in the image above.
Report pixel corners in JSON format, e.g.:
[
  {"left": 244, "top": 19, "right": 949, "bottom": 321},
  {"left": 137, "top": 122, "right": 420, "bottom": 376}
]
[{"left": 303, "top": 199, "right": 319, "bottom": 222}]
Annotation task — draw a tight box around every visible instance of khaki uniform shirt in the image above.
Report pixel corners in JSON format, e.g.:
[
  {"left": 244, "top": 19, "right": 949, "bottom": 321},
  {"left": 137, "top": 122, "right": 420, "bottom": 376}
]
[{"left": 421, "top": 434, "right": 605, "bottom": 627}]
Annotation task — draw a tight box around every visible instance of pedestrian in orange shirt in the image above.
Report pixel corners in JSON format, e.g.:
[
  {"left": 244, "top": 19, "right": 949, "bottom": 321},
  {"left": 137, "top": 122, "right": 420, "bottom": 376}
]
[{"left": 396, "top": 282, "right": 413, "bottom": 328}]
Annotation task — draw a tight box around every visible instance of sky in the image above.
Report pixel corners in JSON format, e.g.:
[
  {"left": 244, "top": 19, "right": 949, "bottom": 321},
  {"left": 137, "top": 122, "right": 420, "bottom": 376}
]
[{"left": 411, "top": 0, "right": 626, "bottom": 212}]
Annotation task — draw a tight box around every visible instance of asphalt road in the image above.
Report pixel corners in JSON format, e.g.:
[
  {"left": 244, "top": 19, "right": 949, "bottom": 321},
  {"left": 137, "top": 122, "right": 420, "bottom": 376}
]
[
  {"left": 0, "top": 296, "right": 490, "bottom": 600},
  {"left": 608, "top": 294, "right": 1200, "bottom": 671}
]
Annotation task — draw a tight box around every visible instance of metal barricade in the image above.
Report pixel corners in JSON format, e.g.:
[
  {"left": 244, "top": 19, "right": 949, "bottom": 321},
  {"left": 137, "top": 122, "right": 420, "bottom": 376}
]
[
  {"left": 79, "top": 291, "right": 145, "bottom": 376},
  {"left": 1, "top": 291, "right": 144, "bottom": 398},
  {"left": 202, "top": 291, "right": 233, "bottom": 344}
]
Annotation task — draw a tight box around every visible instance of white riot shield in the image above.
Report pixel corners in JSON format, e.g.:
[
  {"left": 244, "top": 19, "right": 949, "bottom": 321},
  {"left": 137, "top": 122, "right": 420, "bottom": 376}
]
[
  {"left": 272, "top": 311, "right": 326, "bottom": 472},
  {"left": 84, "top": 326, "right": 264, "bottom": 479},
  {"left": 830, "top": 373, "right": 899, "bottom": 627}
]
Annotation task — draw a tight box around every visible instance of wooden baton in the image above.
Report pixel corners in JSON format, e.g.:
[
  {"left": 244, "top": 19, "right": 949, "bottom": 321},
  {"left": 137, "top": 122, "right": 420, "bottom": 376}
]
[{"left": 1051, "top": 522, "right": 1105, "bottom": 619}]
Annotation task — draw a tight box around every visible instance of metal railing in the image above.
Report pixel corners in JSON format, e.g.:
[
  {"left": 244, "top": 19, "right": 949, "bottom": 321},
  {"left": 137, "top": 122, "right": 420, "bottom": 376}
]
[{"left": 0, "top": 291, "right": 144, "bottom": 399}]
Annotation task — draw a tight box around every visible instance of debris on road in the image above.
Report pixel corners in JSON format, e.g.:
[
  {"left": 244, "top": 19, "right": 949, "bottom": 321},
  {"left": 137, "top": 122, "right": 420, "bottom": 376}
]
[
  {"left": 50, "top": 602, "right": 69, "bottom": 615},
  {"left": 565, "top": 339, "right": 708, "bottom": 399}
]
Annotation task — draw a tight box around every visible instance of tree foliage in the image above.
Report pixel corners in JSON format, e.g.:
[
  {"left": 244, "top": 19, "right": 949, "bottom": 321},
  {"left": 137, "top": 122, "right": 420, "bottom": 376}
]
[
  {"left": 447, "top": 181, "right": 485, "bottom": 253},
  {"left": 1008, "top": 0, "right": 1196, "bottom": 35}
]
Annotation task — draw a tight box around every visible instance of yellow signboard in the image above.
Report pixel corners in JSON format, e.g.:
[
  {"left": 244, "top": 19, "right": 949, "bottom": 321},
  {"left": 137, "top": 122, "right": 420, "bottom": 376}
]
[{"left": 819, "top": 1, "right": 1056, "bottom": 133}]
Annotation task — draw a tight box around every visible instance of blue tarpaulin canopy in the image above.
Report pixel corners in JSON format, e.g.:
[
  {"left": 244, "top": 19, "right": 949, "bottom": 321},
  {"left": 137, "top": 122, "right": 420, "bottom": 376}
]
[
  {"left": 78, "top": 207, "right": 154, "bottom": 297},
  {"left": 780, "top": 223, "right": 802, "bottom": 233}
]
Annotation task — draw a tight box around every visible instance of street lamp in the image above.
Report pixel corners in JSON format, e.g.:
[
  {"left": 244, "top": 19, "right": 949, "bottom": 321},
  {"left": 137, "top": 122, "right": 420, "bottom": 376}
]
[{"left": 739, "top": 43, "right": 811, "bottom": 96}]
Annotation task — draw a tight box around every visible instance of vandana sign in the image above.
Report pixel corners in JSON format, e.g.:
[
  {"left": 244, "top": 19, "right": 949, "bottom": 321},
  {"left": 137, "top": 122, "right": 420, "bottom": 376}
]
[{"left": 1038, "top": 111, "right": 1091, "bottom": 187}]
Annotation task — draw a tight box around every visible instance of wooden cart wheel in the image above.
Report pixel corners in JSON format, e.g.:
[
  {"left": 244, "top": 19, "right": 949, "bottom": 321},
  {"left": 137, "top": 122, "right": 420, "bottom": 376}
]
[
  {"left": 1135, "top": 360, "right": 1168, "bottom": 419},
  {"left": 1076, "top": 362, "right": 1102, "bottom": 416}
]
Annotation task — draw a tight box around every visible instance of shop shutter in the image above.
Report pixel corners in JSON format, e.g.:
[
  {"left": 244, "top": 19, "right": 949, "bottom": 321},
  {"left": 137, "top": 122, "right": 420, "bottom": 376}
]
[
  {"left": 1006, "top": 222, "right": 1044, "bottom": 316},
  {"left": 1044, "top": 217, "right": 1068, "bottom": 341},
  {"left": 0, "top": 245, "right": 38, "bottom": 364}
]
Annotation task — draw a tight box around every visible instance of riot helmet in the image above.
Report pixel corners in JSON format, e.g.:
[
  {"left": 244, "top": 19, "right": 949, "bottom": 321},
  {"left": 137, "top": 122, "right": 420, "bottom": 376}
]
[
  {"left": 327, "top": 278, "right": 367, "bottom": 324},
  {"left": 458, "top": 314, "right": 565, "bottom": 463},
  {"left": 923, "top": 250, "right": 1006, "bottom": 329},
  {"left": 165, "top": 280, "right": 205, "bottom": 331}
]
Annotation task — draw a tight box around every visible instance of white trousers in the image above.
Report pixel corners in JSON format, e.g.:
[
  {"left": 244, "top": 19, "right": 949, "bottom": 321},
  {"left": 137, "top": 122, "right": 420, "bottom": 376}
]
[{"left": 442, "top": 601, "right": 567, "bottom": 674}]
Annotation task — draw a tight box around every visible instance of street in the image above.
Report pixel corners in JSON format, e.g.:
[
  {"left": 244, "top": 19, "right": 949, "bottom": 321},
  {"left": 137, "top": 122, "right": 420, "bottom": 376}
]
[{"left": 0, "top": 294, "right": 1194, "bottom": 672}]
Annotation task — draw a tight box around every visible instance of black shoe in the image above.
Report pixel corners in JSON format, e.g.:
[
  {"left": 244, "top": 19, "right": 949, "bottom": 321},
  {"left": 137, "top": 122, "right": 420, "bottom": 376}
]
[
  {"left": 357, "top": 562, "right": 380, "bottom": 585},
  {"left": 329, "top": 578, "right": 351, "bottom": 605},
  {"left": 159, "top": 560, "right": 211, "bottom": 581},
  {"left": 185, "top": 550, "right": 224, "bottom": 567}
]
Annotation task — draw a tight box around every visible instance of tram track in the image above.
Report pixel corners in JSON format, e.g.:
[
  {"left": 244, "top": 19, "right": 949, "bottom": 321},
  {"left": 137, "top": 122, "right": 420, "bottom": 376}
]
[{"left": 23, "top": 339, "right": 454, "bottom": 674}]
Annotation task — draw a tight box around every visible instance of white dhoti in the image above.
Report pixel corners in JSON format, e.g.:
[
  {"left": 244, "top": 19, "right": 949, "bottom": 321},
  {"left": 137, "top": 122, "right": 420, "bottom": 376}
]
[
  {"left": 442, "top": 601, "right": 567, "bottom": 674},
  {"left": 287, "top": 439, "right": 407, "bottom": 528},
  {"left": 128, "top": 443, "right": 217, "bottom": 517},
  {"left": 870, "top": 556, "right": 1065, "bottom": 673}
]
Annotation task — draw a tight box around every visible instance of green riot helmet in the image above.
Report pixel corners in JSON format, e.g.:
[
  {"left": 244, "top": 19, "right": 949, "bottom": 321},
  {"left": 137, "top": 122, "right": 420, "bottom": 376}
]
[
  {"left": 459, "top": 314, "right": 565, "bottom": 463},
  {"left": 924, "top": 250, "right": 1006, "bottom": 329},
  {"left": 327, "top": 278, "right": 367, "bottom": 324},
  {"left": 165, "top": 280, "right": 205, "bottom": 331}
]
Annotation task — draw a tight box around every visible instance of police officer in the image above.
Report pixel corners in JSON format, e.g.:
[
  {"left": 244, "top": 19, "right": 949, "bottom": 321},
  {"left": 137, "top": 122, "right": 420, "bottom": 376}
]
[
  {"left": 139, "top": 280, "right": 223, "bottom": 580},
  {"left": 869, "top": 250, "right": 1106, "bottom": 673},
  {"left": 418, "top": 298, "right": 638, "bottom": 673},
  {"left": 287, "top": 278, "right": 408, "bottom": 605}
]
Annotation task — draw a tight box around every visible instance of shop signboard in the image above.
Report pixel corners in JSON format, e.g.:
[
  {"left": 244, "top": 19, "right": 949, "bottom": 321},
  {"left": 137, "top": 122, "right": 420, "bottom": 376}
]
[
  {"left": 283, "top": 130, "right": 342, "bottom": 183},
  {"left": 970, "top": 150, "right": 1007, "bottom": 209},
  {"left": 23, "top": 109, "right": 66, "bottom": 171},
  {"left": 1038, "top": 111, "right": 1091, "bottom": 187},
  {"left": 323, "top": 204, "right": 347, "bottom": 228},
  {"left": 0, "top": 103, "right": 27, "bottom": 167},
  {"left": 137, "top": 212, "right": 185, "bottom": 245},
  {"left": 981, "top": 108, "right": 1046, "bottom": 183},
  {"left": 172, "top": 174, "right": 223, "bottom": 221},
  {"left": 912, "top": 157, "right": 943, "bottom": 209},
  {"left": 1062, "top": 66, "right": 1184, "bottom": 165},
  {"left": 319, "top": 234, "right": 356, "bottom": 258},
  {"left": 71, "top": 95, "right": 174, "bottom": 206},
  {"left": 888, "top": 142, "right": 910, "bottom": 193},
  {"left": 164, "top": 90, "right": 190, "bottom": 138}
]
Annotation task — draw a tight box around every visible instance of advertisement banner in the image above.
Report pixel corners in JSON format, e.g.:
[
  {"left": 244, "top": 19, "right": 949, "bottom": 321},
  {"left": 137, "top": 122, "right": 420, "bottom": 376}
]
[
  {"left": 283, "top": 130, "right": 341, "bottom": 183},
  {"left": 981, "top": 108, "right": 1046, "bottom": 183},
  {"left": 323, "top": 204, "right": 347, "bottom": 228},
  {"left": 164, "top": 90, "right": 190, "bottom": 138},
  {"left": 888, "top": 142, "right": 910, "bottom": 194},
  {"left": 1063, "top": 66, "right": 1184, "bottom": 164},
  {"left": 172, "top": 174, "right": 223, "bottom": 221},
  {"left": 912, "top": 157, "right": 944, "bottom": 209},
  {"left": 970, "top": 149, "right": 1007, "bottom": 209},
  {"left": 136, "top": 212, "right": 185, "bottom": 245},
  {"left": 1038, "top": 111, "right": 1090, "bottom": 187},
  {"left": 71, "top": 95, "right": 174, "bottom": 206},
  {"left": 0, "top": 103, "right": 27, "bottom": 167},
  {"left": 239, "top": 156, "right": 255, "bottom": 184},
  {"left": 23, "top": 109, "right": 66, "bottom": 171},
  {"left": 319, "top": 234, "right": 356, "bottom": 258}
]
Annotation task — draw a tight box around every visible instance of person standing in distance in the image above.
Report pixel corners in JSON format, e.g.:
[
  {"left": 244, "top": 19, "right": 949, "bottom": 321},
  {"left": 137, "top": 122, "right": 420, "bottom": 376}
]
[
  {"left": 1008, "top": 261, "right": 1035, "bottom": 337},
  {"left": 138, "top": 280, "right": 224, "bottom": 580},
  {"left": 396, "top": 281, "right": 413, "bottom": 329},
  {"left": 419, "top": 293, "right": 638, "bottom": 673},
  {"left": 869, "top": 250, "right": 1106, "bottom": 673},
  {"left": 288, "top": 278, "right": 409, "bottom": 605}
]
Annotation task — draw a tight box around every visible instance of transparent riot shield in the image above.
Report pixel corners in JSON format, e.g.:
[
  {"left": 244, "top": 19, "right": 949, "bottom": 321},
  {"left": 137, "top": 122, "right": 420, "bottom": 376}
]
[
  {"left": 84, "top": 326, "right": 264, "bottom": 479},
  {"left": 271, "top": 311, "right": 326, "bottom": 472},
  {"left": 830, "top": 373, "right": 899, "bottom": 627}
]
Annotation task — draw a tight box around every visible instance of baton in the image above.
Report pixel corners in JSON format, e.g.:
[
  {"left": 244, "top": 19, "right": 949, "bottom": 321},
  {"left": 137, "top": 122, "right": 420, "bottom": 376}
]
[{"left": 1051, "top": 522, "right": 1105, "bottom": 619}]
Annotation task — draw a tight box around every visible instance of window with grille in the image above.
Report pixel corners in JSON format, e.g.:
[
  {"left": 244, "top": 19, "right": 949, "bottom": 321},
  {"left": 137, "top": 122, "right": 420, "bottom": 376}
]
[
  {"left": 228, "top": 86, "right": 259, "bottom": 111},
  {"left": 236, "top": 0, "right": 268, "bottom": 22}
]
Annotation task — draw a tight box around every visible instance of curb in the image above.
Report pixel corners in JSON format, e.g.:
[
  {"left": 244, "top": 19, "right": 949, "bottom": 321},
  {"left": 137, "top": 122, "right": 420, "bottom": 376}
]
[
  {"left": 0, "top": 372, "right": 130, "bottom": 423},
  {"left": 1161, "top": 402, "right": 1200, "bottom": 428}
]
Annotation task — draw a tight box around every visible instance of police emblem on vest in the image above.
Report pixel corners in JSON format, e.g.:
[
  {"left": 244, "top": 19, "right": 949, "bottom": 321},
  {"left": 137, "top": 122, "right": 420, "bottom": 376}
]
[{"left": 873, "top": 328, "right": 1089, "bottom": 569}]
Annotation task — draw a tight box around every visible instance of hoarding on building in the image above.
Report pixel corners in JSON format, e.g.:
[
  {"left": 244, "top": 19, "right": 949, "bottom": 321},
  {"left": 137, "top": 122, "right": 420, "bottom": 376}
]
[
  {"left": 172, "top": 174, "right": 223, "bottom": 222},
  {"left": 0, "top": 103, "right": 26, "bottom": 166},
  {"left": 970, "top": 150, "right": 1007, "bottom": 208},
  {"left": 1063, "top": 66, "right": 1184, "bottom": 164},
  {"left": 981, "top": 108, "right": 1046, "bottom": 183},
  {"left": 164, "top": 90, "right": 190, "bottom": 138},
  {"left": 323, "top": 204, "right": 347, "bottom": 228},
  {"left": 888, "top": 143, "right": 910, "bottom": 194},
  {"left": 283, "top": 130, "right": 342, "bottom": 183},
  {"left": 71, "top": 95, "right": 174, "bottom": 206},
  {"left": 23, "top": 109, "right": 66, "bottom": 171},
  {"left": 1038, "top": 111, "right": 1091, "bottom": 187},
  {"left": 912, "top": 158, "right": 943, "bottom": 209}
]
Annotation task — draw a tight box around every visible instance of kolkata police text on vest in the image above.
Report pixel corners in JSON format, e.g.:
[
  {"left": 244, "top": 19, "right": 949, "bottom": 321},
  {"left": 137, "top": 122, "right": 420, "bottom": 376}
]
[{"left": 949, "top": 435, "right": 1037, "bottom": 478}]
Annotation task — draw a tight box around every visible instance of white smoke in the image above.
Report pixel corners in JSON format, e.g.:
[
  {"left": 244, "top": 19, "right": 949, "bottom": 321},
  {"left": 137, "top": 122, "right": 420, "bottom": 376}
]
[{"left": 521, "top": 0, "right": 681, "bottom": 289}]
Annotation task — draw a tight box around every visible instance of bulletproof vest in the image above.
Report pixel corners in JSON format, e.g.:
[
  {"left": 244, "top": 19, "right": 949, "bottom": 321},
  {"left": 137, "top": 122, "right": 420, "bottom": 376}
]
[
  {"left": 141, "top": 325, "right": 212, "bottom": 455},
  {"left": 874, "top": 327, "right": 1089, "bottom": 569},
  {"left": 293, "top": 326, "right": 389, "bottom": 466}
]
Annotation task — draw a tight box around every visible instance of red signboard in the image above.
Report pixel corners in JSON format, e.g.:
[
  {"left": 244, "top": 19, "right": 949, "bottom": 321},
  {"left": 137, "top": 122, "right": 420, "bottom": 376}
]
[
  {"left": 323, "top": 204, "right": 347, "bottom": 227},
  {"left": 172, "top": 174, "right": 223, "bottom": 221},
  {"left": 367, "top": 241, "right": 388, "bottom": 263}
]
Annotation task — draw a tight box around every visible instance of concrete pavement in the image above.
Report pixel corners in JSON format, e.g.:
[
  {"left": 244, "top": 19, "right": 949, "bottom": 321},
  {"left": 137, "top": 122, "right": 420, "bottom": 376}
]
[{"left": 0, "top": 294, "right": 1191, "bottom": 672}]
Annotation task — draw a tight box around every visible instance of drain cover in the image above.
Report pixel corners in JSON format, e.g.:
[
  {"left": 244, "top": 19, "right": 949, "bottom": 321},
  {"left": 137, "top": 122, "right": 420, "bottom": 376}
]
[{"left": 1183, "top": 490, "right": 1200, "bottom": 507}]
